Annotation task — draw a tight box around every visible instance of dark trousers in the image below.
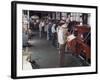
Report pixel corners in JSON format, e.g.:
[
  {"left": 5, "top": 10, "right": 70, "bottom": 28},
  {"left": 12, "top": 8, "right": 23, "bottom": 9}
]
[
  {"left": 48, "top": 32, "right": 52, "bottom": 40},
  {"left": 52, "top": 33, "right": 57, "bottom": 47},
  {"left": 59, "top": 43, "right": 66, "bottom": 67}
]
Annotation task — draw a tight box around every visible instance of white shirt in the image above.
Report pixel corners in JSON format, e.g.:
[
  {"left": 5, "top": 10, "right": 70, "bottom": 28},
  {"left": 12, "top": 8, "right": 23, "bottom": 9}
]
[
  {"left": 44, "top": 24, "right": 48, "bottom": 32},
  {"left": 51, "top": 24, "right": 56, "bottom": 33},
  {"left": 58, "top": 27, "right": 64, "bottom": 44},
  {"left": 41, "top": 22, "right": 45, "bottom": 27},
  {"left": 39, "top": 22, "right": 44, "bottom": 31},
  {"left": 58, "top": 24, "right": 67, "bottom": 44},
  {"left": 39, "top": 23, "right": 42, "bottom": 31}
]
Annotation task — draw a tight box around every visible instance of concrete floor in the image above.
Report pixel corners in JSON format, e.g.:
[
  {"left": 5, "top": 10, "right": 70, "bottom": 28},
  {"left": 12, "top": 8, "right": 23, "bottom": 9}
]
[{"left": 22, "top": 31, "right": 89, "bottom": 70}]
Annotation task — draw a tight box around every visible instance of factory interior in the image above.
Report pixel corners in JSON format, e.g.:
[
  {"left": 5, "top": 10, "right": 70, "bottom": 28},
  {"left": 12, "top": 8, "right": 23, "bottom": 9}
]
[{"left": 22, "top": 10, "right": 91, "bottom": 70}]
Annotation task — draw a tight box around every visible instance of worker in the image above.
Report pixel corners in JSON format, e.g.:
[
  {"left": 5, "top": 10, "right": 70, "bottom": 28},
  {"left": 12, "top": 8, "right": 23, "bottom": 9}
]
[{"left": 58, "top": 20, "right": 68, "bottom": 67}]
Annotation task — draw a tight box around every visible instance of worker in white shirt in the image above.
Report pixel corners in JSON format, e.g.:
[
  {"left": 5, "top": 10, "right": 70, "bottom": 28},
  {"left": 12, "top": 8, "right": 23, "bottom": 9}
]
[
  {"left": 58, "top": 20, "right": 68, "bottom": 67},
  {"left": 45, "top": 22, "right": 49, "bottom": 40},
  {"left": 39, "top": 20, "right": 45, "bottom": 38},
  {"left": 56, "top": 25, "right": 60, "bottom": 49}
]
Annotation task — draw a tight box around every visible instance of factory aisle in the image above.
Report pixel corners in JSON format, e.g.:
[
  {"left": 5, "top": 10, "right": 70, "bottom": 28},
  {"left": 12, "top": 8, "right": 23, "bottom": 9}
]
[{"left": 22, "top": 31, "right": 89, "bottom": 70}]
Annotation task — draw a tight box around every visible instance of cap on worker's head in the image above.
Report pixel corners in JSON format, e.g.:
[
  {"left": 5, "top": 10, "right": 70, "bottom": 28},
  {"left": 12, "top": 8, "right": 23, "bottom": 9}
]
[
  {"left": 58, "top": 20, "right": 66, "bottom": 26},
  {"left": 61, "top": 23, "right": 68, "bottom": 28},
  {"left": 60, "top": 20, "right": 66, "bottom": 23}
]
